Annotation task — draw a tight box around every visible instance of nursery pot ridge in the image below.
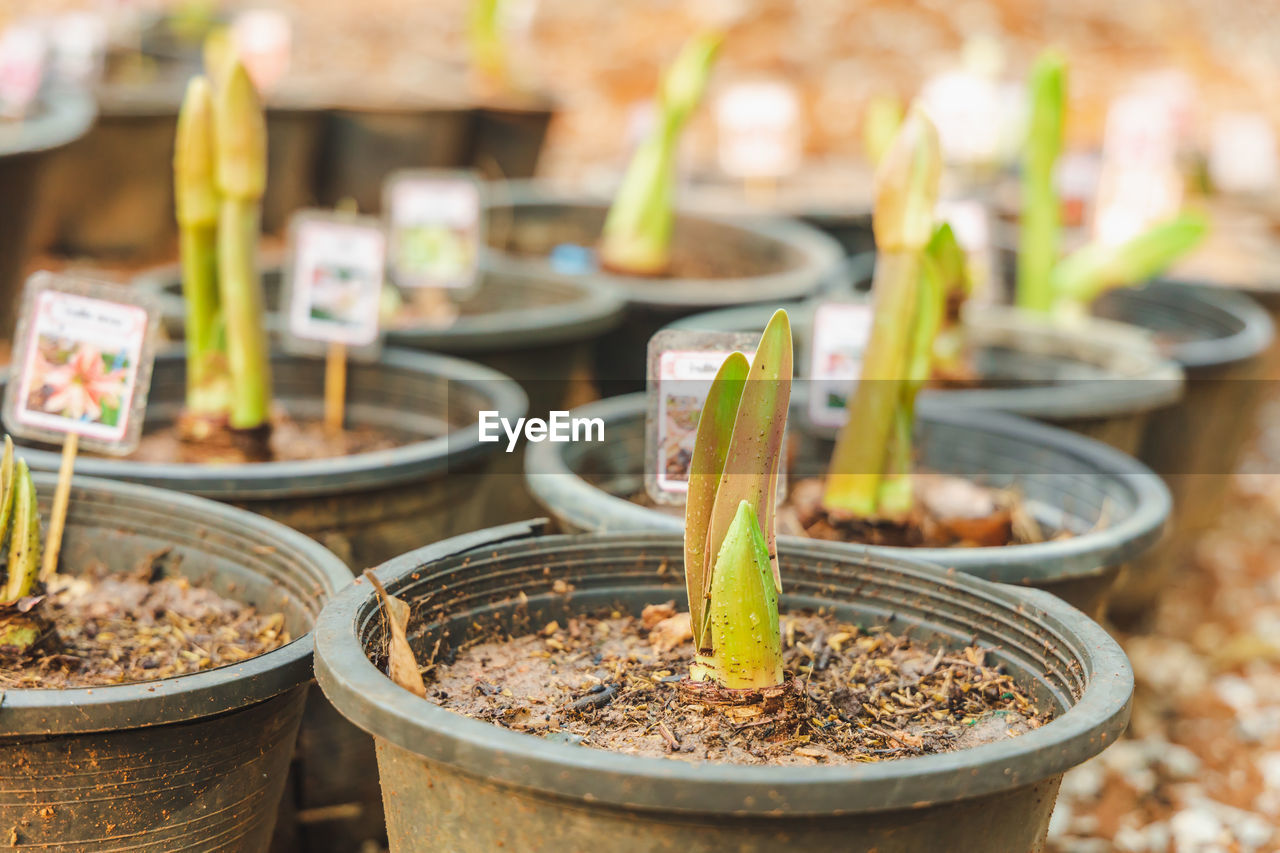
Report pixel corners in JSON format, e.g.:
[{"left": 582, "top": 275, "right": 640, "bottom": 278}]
[
  {"left": 525, "top": 393, "right": 1171, "bottom": 617},
  {"left": 315, "top": 522, "right": 1134, "bottom": 853},
  {"left": 1, "top": 472, "right": 350, "bottom": 851}
]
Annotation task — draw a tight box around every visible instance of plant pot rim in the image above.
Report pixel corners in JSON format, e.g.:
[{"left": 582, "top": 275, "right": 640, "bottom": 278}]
[
  {"left": 134, "top": 258, "right": 628, "bottom": 354},
  {"left": 1119, "top": 279, "right": 1276, "bottom": 371},
  {"left": 481, "top": 179, "right": 845, "bottom": 309},
  {"left": 0, "top": 471, "right": 351, "bottom": 737},
  {"left": 3, "top": 347, "right": 528, "bottom": 501},
  {"left": 315, "top": 522, "right": 1133, "bottom": 816},
  {"left": 666, "top": 287, "right": 1187, "bottom": 420},
  {"left": 1, "top": 86, "right": 96, "bottom": 157},
  {"left": 524, "top": 392, "right": 1172, "bottom": 586}
]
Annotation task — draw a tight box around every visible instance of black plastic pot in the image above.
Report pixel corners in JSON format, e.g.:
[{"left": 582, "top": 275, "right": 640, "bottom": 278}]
[
  {"left": 4, "top": 471, "right": 350, "bottom": 851},
  {"left": 666, "top": 287, "right": 1185, "bottom": 454},
  {"left": 1090, "top": 281, "right": 1275, "bottom": 622},
  {"left": 482, "top": 181, "right": 845, "bottom": 393},
  {"left": 314, "top": 522, "right": 1133, "bottom": 853},
  {"left": 0, "top": 87, "right": 95, "bottom": 334},
  {"left": 525, "top": 393, "right": 1171, "bottom": 617},
  {"left": 4, "top": 348, "right": 525, "bottom": 852},
  {"left": 137, "top": 260, "right": 624, "bottom": 418},
  {"left": 314, "top": 94, "right": 555, "bottom": 213},
  {"left": 34, "top": 78, "right": 326, "bottom": 256}
]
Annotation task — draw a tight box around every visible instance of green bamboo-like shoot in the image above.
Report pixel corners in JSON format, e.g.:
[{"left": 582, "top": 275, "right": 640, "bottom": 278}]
[
  {"left": 1017, "top": 50, "right": 1066, "bottom": 314},
  {"left": 4, "top": 458, "right": 40, "bottom": 605},
  {"left": 684, "top": 351, "right": 748, "bottom": 652},
  {"left": 824, "top": 108, "right": 941, "bottom": 518},
  {"left": 214, "top": 61, "right": 273, "bottom": 431},
  {"left": 175, "top": 76, "right": 230, "bottom": 418},
  {"left": 863, "top": 93, "right": 904, "bottom": 167},
  {"left": 599, "top": 31, "right": 723, "bottom": 275},
  {"left": 684, "top": 310, "right": 792, "bottom": 689},
  {"left": 1051, "top": 212, "right": 1208, "bottom": 307},
  {"left": 468, "top": 0, "right": 509, "bottom": 91},
  {"left": 703, "top": 500, "right": 782, "bottom": 689},
  {"left": 202, "top": 26, "right": 235, "bottom": 89}
]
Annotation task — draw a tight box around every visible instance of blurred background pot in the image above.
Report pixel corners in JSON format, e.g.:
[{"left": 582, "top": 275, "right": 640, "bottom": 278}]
[
  {"left": 314, "top": 523, "right": 1134, "bottom": 853},
  {"left": 2, "top": 472, "right": 350, "bottom": 852},
  {"left": 0, "top": 86, "right": 95, "bottom": 335},
  {"left": 667, "top": 282, "right": 1185, "bottom": 454},
  {"left": 481, "top": 180, "right": 844, "bottom": 393},
  {"left": 525, "top": 393, "right": 1171, "bottom": 617}
]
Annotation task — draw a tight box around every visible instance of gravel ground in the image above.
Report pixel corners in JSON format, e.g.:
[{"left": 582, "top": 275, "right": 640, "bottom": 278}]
[{"left": 1048, "top": 407, "right": 1280, "bottom": 852}]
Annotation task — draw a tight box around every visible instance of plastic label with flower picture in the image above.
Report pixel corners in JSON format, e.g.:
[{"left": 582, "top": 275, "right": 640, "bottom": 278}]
[
  {"left": 645, "top": 328, "right": 758, "bottom": 505},
  {"left": 807, "top": 301, "right": 873, "bottom": 429},
  {"left": 3, "top": 273, "right": 160, "bottom": 455},
  {"left": 281, "top": 210, "right": 387, "bottom": 360},
  {"left": 383, "top": 169, "right": 484, "bottom": 295}
]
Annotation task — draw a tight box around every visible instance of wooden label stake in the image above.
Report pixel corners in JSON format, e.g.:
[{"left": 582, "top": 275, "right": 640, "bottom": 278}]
[
  {"left": 325, "top": 341, "right": 347, "bottom": 435},
  {"left": 41, "top": 432, "right": 78, "bottom": 580}
]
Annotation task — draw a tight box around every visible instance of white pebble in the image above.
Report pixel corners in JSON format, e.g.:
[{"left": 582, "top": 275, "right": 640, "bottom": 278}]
[{"left": 1170, "top": 808, "right": 1227, "bottom": 852}]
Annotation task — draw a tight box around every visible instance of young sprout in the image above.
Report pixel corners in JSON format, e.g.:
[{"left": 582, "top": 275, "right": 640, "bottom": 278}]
[
  {"left": 214, "top": 61, "right": 272, "bottom": 439},
  {"left": 599, "top": 31, "right": 723, "bottom": 276},
  {"left": 1015, "top": 50, "right": 1207, "bottom": 314},
  {"left": 862, "top": 93, "right": 905, "bottom": 167},
  {"left": 468, "top": 0, "right": 509, "bottom": 92},
  {"left": 684, "top": 310, "right": 791, "bottom": 690},
  {"left": 175, "top": 76, "right": 231, "bottom": 422},
  {"left": 0, "top": 437, "right": 46, "bottom": 657},
  {"left": 1016, "top": 49, "right": 1066, "bottom": 314},
  {"left": 823, "top": 107, "right": 942, "bottom": 520}
]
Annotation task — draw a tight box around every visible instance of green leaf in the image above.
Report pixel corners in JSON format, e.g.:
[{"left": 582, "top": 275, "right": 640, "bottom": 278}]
[
  {"left": 1052, "top": 211, "right": 1209, "bottom": 305},
  {"left": 684, "top": 350, "right": 749, "bottom": 650},
  {"left": 704, "top": 309, "right": 792, "bottom": 605},
  {"left": 704, "top": 500, "right": 782, "bottom": 689},
  {"left": 0, "top": 437, "right": 15, "bottom": 549},
  {"left": 4, "top": 461, "right": 41, "bottom": 604}
]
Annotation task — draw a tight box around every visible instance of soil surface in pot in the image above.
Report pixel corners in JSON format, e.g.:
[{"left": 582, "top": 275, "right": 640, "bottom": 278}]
[
  {"left": 121, "top": 415, "right": 403, "bottom": 466},
  {"left": 779, "top": 475, "right": 1062, "bottom": 548},
  {"left": 494, "top": 218, "right": 789, "bottom": 280},
  {"left": 425, "top": 606, "right": 1048, "bottom": 765},
  {"left": 629, "top": 473, "right": 1061, "bottom": 549},
  {"left": 1, "top": 558, "right": 288, "bottom": 689}
]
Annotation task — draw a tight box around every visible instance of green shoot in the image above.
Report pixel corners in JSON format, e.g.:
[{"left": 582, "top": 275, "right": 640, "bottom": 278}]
[
  {"left": 1014, "top": 50, "right": 1207, "bottom": 314},
  {"left": 468, "top": 0, "right": 509, "bottom": 92},
  {"left": 684, "top": 310, "right": 792, "bottom": 690},
  {"left": 0, "top": 437, "right": 48, "bottom": 657},
  {"left": 863, "top": 93, "right": 905, "bottom": 167},
  {"left": 1016, "top": 49, "right": 1066, "bottom": 314},
  {"left": 213, "top": 60, "right": 273, "bottom": 434},
  {"left": 175, "top": 76, "right": 231, "bottom": 419},
  {"left": 600, "top": 31, "right": 723, "bottom": 275},
  {"left": 824, "top": 107, "right": 941, "bottom": 519}
]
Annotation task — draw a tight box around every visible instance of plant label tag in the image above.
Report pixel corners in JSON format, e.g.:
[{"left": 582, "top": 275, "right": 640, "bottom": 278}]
[
  {"left": 646, "top": 329, "right": 758, "bottom": 504},
  {"left": 233, "top": 9, "right": 292, "bottom": 93},
  {"left": 1093, "top": 92, "right": 1183, "bottom": 245},
  {"left": 807, "top": 301, "right": 872, "bottom": 428},
  {"left": 282, "top": 210, "right": 387, "bottom": 360},
  {"left": 384, "top": 170, "right": 484, "bottom": 295},
  {"left": 48, "top": 13, "right": 106, "bottom": 86},
  {"left": 4, "top": 274, "right": 160, "bottom": 455},
  {"left": 715, "top": 80, "right": 802, "bottom": 180},
  {"left": 0, "top": 23, "right": 48, "bottom": 119},
  {"left": 1209, "top": 112, "right": 1278, "bottom": 195}
]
